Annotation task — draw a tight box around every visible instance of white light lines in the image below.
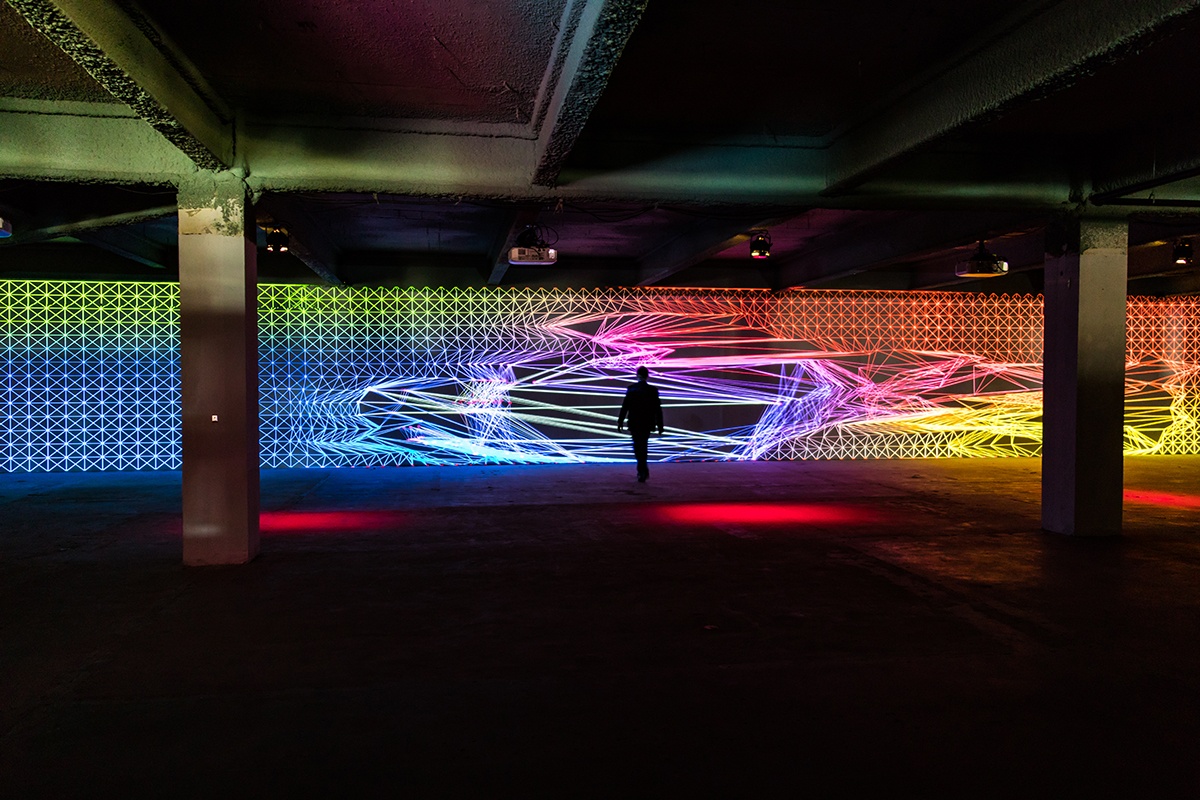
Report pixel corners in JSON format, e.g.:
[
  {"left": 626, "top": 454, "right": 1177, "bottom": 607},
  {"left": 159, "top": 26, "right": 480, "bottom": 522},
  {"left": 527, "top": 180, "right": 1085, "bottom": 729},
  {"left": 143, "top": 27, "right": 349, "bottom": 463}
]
[{"left": 2, "top": 282, "right": 1199, "bottom": 472}]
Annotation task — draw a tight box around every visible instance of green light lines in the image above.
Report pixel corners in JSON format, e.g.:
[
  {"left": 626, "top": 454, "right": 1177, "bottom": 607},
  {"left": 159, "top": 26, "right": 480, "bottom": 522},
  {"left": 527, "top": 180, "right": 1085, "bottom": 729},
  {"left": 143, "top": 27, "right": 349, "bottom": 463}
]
[
  {"left": 2, "top": 280, "right": 179, "bottom": 472},
  {"left": 2, "top": 281, "right": 1199, "bottom": 471}
]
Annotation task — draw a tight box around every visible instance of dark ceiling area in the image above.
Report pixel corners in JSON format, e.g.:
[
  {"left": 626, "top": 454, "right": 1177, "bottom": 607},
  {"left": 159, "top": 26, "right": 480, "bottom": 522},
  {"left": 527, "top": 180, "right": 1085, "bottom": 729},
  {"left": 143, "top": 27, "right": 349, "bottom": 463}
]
[
  {"left": 3, "top": 0, "right": 1200, "bottom": 295},
  {"left": 581, "top": 0, "right": 1021, "bottom": 141}
]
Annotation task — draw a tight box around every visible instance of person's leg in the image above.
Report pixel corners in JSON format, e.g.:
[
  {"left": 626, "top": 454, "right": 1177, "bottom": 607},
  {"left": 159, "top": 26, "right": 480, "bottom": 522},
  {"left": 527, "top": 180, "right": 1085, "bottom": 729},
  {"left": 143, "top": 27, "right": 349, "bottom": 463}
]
[{"left": 633, "top": 432, "right": 649, "bottom": 480}]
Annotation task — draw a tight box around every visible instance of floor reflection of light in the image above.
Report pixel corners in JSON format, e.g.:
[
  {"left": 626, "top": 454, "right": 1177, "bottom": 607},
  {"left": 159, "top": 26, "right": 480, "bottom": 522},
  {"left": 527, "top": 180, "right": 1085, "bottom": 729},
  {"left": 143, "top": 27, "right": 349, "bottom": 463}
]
[
  {"left": 259, "top": 511, "right": 405, "bottom": 535},
  {"left": 651, "top": 502, "right": 878, "bottom": 527},
  {"left": 1124, "top": 490, "right": 1200, "bottom": 510}
]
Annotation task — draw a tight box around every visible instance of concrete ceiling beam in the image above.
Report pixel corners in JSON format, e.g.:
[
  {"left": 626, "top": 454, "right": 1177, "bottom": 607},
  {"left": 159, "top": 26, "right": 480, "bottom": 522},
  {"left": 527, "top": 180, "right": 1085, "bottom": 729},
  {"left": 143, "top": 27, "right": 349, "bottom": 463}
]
[
  {"left": 823, "top": 0, "right": 1200, "bottom": 195},
  {"left": 487, "top": 207, "right": 543, "bottom": 286},
  {"left": 0, "top": 104, "right": 193, "bottom": 182},
  {"left": 242, "top": 123, "right": 539, "bottom": 198},
  {"left": 530, "top": 0, "right": 649, "bottom": 187},
  {"left": 72, "top": 227, "right": 171, "bottom": 270},
  {"left": 4, "top": 202, "right": 175, "bottom": 269},
  {"left": 0, "top": 103, "right": 1071, "bottom": 209},
  {"left": 1091, "top": 122, "right": 1200, "bottom": 201},
  {"left": 558, "top": 147, "right": 1072, "bottom": 209},
  {"left": 256, "top": 200, "right": 342, "bottom": 287},
  {"left": 636, "top": 215, "right": 795, "bottom": 286},
  {"left": 1130, "top": 271, "right": 1200, "bottom": 295},
  {"left": 277, "top": 229, "right": 341, "bottom": 288},
  {"left": 772, "top": 211, "right": 1046, "bottom": 289},
  {"left": 244, "top": 125, "right": 828, "bottom": 201},
  {"left": 13, "top": 204, "right": 176, "bottom": 245},
  {"left": 5, "top": 0, "right": 233, "bottom": 170}
]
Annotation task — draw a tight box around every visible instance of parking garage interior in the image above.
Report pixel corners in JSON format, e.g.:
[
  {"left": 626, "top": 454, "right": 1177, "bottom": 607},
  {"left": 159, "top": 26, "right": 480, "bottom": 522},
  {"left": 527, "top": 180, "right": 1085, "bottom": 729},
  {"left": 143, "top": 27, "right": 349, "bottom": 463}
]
[{"left": 4, "top": 1, "right": 1200, "bottom": 796}]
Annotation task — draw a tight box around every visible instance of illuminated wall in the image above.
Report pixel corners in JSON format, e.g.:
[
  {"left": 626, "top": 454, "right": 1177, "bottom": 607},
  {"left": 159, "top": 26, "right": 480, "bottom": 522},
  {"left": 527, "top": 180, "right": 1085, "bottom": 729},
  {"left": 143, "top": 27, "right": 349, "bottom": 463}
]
[
  {"left": 1, "top": 281, "right": 180, "bottom": 472},
  {"left": 2, "top": 280, "right": 1198, "bottom": 472}
]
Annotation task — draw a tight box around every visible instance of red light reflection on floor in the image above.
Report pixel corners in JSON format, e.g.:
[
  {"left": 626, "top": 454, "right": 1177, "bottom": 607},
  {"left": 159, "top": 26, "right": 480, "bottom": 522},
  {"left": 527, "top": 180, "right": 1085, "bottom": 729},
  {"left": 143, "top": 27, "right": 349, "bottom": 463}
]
[
  {"left": 651, "top": 502, "right": 878, "bottom": 527},
  {"left": 1124, "top": 490, "right": 1200, "bottom": 510},
  {"left": 259, "top": 510, "right": 405, "bottom": 535}
]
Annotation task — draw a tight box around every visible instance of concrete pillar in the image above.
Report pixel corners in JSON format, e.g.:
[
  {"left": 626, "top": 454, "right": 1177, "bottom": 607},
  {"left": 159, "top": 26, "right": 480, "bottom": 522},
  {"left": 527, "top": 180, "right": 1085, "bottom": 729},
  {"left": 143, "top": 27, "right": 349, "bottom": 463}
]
[
  {"left": 178, "top": 172, "right": 259, "bottom": 565},
  {"left": 1042, "top": 217, "right": 1128, "bottom": 536}
]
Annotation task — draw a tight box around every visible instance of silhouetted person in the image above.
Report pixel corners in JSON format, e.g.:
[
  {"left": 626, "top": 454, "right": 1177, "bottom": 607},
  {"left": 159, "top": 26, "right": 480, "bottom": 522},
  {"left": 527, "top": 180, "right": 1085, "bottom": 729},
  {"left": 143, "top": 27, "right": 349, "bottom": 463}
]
[{"left": 617, "top": 365, "right": 664, "bottom": 482}]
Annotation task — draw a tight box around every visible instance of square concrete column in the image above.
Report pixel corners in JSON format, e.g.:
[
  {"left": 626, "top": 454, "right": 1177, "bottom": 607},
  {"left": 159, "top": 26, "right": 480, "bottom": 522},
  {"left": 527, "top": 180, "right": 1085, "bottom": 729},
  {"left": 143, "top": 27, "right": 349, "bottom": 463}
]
[
  {"left": 178, "top": 172, "right": 260, "bottom": 565},
  {"left": 1042, "top": 217, "right": 1128, "bottom": 536}
]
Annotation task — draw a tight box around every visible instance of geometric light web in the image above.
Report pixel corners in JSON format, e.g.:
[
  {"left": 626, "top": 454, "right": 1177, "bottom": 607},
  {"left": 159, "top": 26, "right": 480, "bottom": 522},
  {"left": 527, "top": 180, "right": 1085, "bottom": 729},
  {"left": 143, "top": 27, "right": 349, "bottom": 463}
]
[
  {"left": 255, "top": 286, "right": 1051, "bottom": 466},
  {"left": 1, "top": 280, "right": 180, "bottom": 472},
  {"left": 4, "top": 280, "right": 1200, "bottom": 472},
  {"left": 1125, "top": 296, "right": 1200, "bottom": 455}
]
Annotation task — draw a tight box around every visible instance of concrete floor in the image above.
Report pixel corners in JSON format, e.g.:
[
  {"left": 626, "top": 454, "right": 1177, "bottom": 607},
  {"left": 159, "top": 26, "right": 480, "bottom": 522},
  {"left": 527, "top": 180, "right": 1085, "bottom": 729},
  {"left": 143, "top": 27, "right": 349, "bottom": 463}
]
[{"left": 3, "top": 457, "right": 1200, "bottom": 798}]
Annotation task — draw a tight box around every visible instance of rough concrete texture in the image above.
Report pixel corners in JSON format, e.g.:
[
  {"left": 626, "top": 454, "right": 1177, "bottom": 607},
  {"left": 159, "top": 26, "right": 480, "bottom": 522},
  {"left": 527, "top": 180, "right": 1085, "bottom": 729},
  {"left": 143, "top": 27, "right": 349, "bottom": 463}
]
[
  {"left": 3, "top": 457, "right": 1200, "bottom": 797},
  {"left": 827, "top": 0, "right": 1200, "bottom": 190},
  {"left": 1081, "top": 215, "right": 1130, "bottom": 251},
  {"left": 239, "top": 122, "right": 539, "bottom": 199},
  {"left": 4, "top": 0, "right": 226, "bottom": 170},
  {"left": 0, "top": 2, "right": 113, "bottom": 102},
  {"left": 177, "top": 170, "right": 250, "bottom": 236},
  {"left": 0, "top": 107, "right": 194, "bottom": 185},
  {"left": 136, "top": 0, "right": 569, "bottom": 124},
  {"left": 532, "top": 0, "right": 649, "bottom": 185}
]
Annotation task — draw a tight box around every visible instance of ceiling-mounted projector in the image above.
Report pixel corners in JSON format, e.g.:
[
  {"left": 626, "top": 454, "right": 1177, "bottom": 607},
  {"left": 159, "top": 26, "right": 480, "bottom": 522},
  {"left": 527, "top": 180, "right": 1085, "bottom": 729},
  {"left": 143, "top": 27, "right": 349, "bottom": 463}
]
[
  {"left": 955, "top": 240, "right": 1008, "bottom": 278},
  {"left": 508, "top": 246, "right": 557, "bottom": 266},
  {"left": 507, "top": 223, "right": 558, "bottom": 265}
]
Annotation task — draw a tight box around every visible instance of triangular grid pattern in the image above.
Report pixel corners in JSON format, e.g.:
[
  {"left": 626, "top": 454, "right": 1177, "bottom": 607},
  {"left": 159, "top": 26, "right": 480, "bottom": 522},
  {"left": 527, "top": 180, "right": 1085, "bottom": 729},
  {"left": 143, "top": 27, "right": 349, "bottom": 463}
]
[
  {"left": 1, "top": 280, "right": 180, "bottom": 472},
  {"left": 2, "top": 281, "right": 1198, "bottom": 472}
]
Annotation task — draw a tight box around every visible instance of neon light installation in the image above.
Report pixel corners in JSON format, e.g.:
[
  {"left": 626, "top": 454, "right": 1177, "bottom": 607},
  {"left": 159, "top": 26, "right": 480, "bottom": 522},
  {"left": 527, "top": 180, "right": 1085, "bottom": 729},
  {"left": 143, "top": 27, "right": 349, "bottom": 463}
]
[{"left": 2, "top": 281, "right": 1199, "bottom": 472}]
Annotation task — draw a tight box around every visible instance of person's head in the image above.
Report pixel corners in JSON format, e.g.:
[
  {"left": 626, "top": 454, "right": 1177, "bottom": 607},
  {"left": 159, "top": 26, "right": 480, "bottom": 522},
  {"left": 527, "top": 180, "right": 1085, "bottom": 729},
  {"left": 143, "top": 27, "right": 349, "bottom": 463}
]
[{"left": 636, "top": 365, "right": 649, "bottom": 382}]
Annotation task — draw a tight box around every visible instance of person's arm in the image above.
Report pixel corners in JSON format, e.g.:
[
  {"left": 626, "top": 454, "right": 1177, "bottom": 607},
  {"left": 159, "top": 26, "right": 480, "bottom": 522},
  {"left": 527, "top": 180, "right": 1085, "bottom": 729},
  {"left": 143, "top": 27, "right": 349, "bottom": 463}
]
[
  {"left": 654, "top": 388, "right": 664, "bottom": 435},
  {"left": 617, "top": 390, "right": 630, "bottom": 431}
]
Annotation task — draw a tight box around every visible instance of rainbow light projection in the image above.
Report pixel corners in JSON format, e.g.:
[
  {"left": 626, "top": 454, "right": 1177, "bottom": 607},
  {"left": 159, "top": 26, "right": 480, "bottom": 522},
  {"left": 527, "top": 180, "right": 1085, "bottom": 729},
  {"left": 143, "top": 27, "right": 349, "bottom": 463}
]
[
  {"left": 2, "top": 281, "right": 180, "bottom": 472},
  {"left": 2, "top": 280, "right": 1199, "bottom": 472}
]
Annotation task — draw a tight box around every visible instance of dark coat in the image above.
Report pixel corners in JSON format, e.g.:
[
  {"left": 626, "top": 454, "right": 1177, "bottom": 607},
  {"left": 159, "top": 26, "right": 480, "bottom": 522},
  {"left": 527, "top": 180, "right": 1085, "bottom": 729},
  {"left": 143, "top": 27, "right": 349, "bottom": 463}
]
[{"left": 619, "top": 381, "right": 663, "bottom": 434}]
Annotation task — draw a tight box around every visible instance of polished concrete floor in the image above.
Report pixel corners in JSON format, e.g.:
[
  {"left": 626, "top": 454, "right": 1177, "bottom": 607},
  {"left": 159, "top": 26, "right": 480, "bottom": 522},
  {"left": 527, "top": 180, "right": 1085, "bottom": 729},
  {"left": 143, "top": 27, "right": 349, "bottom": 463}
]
[{"left": 3, "top": 457, "right": 1200, "bottom": 798}]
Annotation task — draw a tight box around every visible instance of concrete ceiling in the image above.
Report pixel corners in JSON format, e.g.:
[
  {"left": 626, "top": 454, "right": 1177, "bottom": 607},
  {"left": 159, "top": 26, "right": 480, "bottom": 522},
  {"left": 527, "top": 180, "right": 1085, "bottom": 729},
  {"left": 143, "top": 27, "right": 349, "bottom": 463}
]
[
  {"left": 137, "top": 0, "right": 570, "bottom": 124},
  {"left": 3, "top": 0, "right": 1200, "bottom": 293}
]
